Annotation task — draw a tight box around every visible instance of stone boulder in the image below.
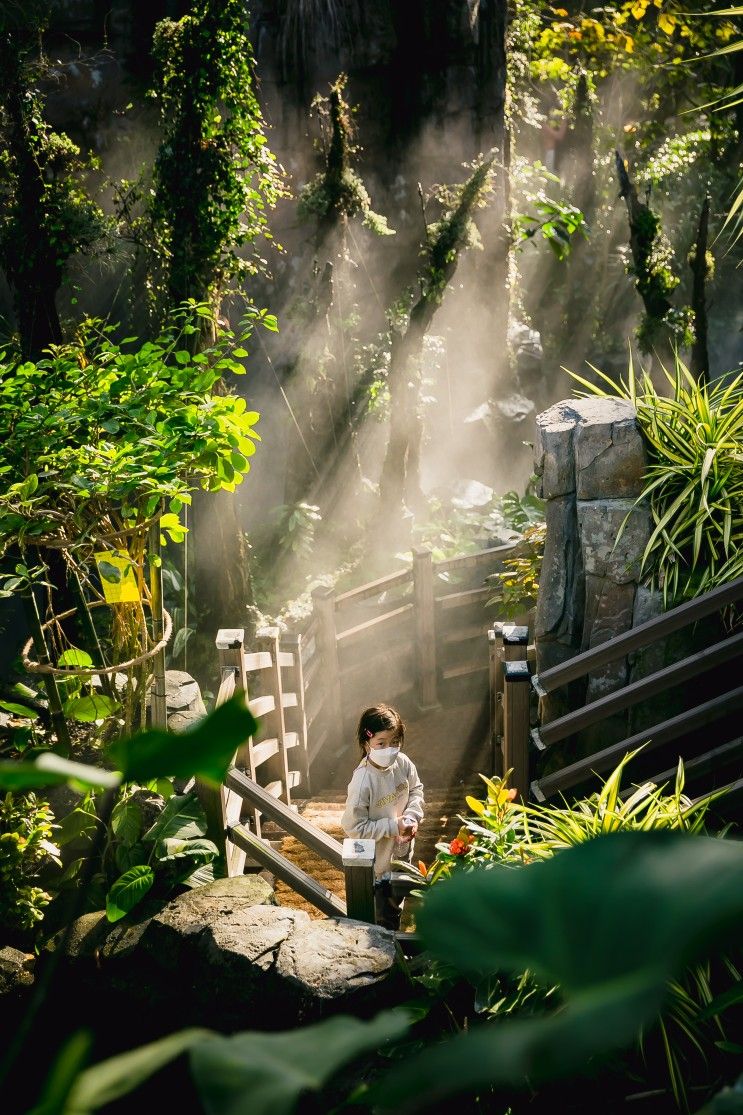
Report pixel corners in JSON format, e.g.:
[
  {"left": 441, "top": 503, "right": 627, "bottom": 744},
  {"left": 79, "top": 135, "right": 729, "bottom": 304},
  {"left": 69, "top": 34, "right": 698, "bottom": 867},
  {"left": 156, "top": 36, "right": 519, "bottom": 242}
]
[
  {"left": 60, "top": 874, "right": 400, "bottom": 1036},
  {"left": 0, "top": 946, "right": 34, "bottom": 1000}
]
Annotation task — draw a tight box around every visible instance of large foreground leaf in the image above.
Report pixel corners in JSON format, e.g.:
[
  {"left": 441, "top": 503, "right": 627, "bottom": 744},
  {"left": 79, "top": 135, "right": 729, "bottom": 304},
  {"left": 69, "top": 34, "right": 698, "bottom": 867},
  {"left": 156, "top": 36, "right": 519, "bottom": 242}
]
[
  {"left": 189, "top": 1010, "right": 410, "bottom": 1115},
  {"left": 368, "top": 832, "right": 743, "bottom": 1110},
  {"left": 64, "top": 1029, "right": 212, "bottom": 1113},
  {"left": 107, "top": 693, "right": 256, "bottom": 784}
]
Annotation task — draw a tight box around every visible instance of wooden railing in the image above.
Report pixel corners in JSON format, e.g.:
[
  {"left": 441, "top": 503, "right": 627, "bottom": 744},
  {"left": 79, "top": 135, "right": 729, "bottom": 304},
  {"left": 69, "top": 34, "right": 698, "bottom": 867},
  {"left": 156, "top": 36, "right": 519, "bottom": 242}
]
[
  {"left": 193, "top": 541, "right": 515, "bottom": 923},
  {"left": 304, "top": 541, "right": 518, "bottom": 769},
  {"left": 488, "top": 576, "right": 743, "bottom": 803}
]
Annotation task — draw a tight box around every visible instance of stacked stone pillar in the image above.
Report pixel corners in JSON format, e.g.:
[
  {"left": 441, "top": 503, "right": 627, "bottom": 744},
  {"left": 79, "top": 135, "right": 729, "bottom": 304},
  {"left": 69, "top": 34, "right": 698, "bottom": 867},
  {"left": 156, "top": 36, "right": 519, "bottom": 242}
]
[{"left": 533, "top": 398, "right": 651, "bottom": 745}]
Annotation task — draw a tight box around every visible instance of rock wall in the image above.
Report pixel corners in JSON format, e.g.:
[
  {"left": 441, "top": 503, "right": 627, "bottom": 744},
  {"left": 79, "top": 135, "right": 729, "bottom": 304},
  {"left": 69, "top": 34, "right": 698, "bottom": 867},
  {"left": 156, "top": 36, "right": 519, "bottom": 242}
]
[{"left": 533, "top": 397, "right": 652, "bottom": 740}]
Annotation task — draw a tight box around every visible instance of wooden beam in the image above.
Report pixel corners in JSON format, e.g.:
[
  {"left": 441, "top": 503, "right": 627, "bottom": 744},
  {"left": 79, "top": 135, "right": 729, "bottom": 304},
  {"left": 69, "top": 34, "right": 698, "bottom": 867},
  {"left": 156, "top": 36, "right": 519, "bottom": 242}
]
[
  {"left": 503, "top": 660, "right": 531, "bottom": 799},
  {"left": 532, "top": 685, "right": 743, "bottom": 800},
  {"left": 537, "top": 630, "right": 743, "bottom": 747},
  {"left": 228, "top": 824, "right": 346, "bottom": 918},
  {"left": 535, "top": 576, "right": 743, "bottom": 694},
  {"left": 342, "top": 837, "right": 376, "bottom": 924},
  {"left": 413, "top": 547, "right": 439, "bottom": 710}
]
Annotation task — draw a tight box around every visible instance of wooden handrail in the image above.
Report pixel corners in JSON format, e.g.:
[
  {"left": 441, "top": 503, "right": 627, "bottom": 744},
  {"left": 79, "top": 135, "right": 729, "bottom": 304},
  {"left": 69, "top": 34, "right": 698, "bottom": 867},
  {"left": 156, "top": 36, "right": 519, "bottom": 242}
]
[
  {"left": 435, "top": 541, "right": 518, "bottom": 574},
  {"left": 335, "top": 567, "right": 411, "bottom": 605},
  {"left": 228, "top": 823, "right": 347, "bottom": 918},
  {"left": 535, "top": 576, "right": 743, "bottom": 695},
  {"left": 531, "top": 685, "right": 743, "bottom": 800},
  {"left": 224, "top": 767, "right": 344, "bottom": 870},
  {"left": 534, "top": 629, "right": 743, "bottom": 748},
  {"left": 336, "top": 603, "right": 413, "bottom": 643}
]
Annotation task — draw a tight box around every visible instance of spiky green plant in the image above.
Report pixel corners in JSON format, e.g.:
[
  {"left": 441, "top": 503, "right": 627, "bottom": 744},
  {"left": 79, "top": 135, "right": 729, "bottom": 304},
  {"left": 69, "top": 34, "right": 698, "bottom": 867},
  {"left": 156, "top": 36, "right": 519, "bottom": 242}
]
[
  {"left": 412, "top": 753, "right": 737, "bottom": 1111},
  {"left": 568, "top": 351, "right": 743, "bottom": 605}
]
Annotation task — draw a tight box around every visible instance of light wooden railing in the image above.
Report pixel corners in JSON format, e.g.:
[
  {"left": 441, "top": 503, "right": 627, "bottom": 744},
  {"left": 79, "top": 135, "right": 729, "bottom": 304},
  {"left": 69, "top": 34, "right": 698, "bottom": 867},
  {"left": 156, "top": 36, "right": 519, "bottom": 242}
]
[
  {"left": 194, "top": 541, "right": 516, "bottom": 924},
  {"left": 488, "top": 576, "right": 743, "bottom": 804}
]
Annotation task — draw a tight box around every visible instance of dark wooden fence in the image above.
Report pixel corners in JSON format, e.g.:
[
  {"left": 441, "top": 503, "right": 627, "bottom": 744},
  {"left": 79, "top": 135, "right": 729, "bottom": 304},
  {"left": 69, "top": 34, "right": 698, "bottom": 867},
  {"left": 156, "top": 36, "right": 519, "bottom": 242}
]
[{"left": 489, "top": 576, "right": 743, "bottom": 803}]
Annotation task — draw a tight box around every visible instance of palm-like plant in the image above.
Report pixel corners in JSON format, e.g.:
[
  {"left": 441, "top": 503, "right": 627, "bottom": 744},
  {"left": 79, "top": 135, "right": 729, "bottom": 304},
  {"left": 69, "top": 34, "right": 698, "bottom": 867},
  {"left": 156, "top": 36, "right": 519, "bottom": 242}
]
[{"left": 569, "top": 351, "right": 743, "bottom": 605}]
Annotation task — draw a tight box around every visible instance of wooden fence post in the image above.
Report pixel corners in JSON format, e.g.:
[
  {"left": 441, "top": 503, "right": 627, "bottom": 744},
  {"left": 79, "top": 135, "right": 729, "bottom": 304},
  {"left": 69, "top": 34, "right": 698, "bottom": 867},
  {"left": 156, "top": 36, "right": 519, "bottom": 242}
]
[
  {"left": 342, "top": 837, "right": 376, "bottom": 923},
  {"left": 312, "top": 586, "right": 344, "bottom": 757},
  {"left": 503, "top": 660, "right": 531, "bottom": 800},
  {"left": 413, "top": 547, "right": 439, "bottom": 710},
  {"left": 489, "top": 624, "right": 504, "bottom": 775},
  {"left": 256, "top": 626, "right": 293, "bottom": 806},
  {"left": 282, "top": 632, "right": 311, "bottom": 796},
  {"left": 195, "top": 629, "right": 248, "bottom": 877}
]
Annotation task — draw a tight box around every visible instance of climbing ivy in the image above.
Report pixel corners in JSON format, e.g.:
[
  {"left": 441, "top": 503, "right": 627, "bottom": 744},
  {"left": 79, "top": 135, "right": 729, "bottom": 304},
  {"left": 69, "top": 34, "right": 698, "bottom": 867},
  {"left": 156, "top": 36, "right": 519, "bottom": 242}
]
[{"left": 145, "top": 0, "right": 288, "bottom": 316}]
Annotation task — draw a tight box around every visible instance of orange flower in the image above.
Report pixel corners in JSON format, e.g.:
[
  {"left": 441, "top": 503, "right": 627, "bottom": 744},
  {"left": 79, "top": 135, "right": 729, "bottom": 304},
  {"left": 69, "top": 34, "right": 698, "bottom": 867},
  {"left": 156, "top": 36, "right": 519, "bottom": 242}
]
[
  {"left": 449, "top": 838, "right": 469, "bottom": 856},
  {"left": 506, "top": 787, "right": 518, "bottom": 802},
  {"left": 418, "top": 860, "right": 428, "bottom": 877}
]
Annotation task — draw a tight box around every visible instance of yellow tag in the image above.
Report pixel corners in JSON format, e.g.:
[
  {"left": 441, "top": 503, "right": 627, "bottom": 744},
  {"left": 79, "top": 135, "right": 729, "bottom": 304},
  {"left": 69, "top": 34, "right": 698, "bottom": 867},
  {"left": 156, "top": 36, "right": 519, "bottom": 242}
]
[{"left": 94, "top": 550, "right": 141, "bottom": 604}]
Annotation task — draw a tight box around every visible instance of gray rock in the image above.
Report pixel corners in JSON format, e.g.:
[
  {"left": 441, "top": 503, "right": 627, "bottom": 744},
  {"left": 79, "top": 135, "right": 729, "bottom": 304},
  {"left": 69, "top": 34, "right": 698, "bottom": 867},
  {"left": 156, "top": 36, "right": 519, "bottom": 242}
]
[
  {"left": 577, "top": 500, "right": 651, "bottom": 584},
  {"left": 534, "top": 401, "right": 582, "bottom": 499},
  {"left": 276, "top": 918, "right": 396, "bottom": 999},
  {"left": 574, "top": 398, "right": 646, "bottom": 500},
  {"left": 63, "top": 911, "right": 109, "bottom": 959},
  {"left": 152, "top": 874, "right": 277, "bottom": 942},
  {"left": 534, "top": 496, "right": 583, "bottom": 643},
  {"left": 164, "top": 671, "right": 202, "bottom": 711},
  {"left": 0, "top": 946, "right": 34, "bottom": 997}
]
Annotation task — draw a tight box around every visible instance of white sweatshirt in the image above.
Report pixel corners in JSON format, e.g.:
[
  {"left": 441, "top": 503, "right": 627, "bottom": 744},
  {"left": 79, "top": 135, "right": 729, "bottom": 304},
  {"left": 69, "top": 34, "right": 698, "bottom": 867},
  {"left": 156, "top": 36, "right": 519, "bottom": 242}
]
[{"left": 341, "top": 751, "right": 425, "bottom": 877}]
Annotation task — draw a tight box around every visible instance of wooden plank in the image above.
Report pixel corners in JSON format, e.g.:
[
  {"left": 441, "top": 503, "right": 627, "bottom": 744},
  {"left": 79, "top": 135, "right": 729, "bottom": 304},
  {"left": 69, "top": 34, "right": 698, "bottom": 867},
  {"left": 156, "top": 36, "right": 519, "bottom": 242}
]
[
  {"left": 282, "top": 692, "right": 298, "bottom": 710},
  {"left": 277, "top": 651, "right": 295, "bottom": 668},
  {"left": 303, "top": 654, "right": 321, "bottom": 691},
  {"left": 243, "top": 651, "right": 273, "bottom": 671},
  {"left": 215, "top": 666, "right": 237, "bottom": 707},
  {"left": 413, "top": 547, "right": 438, "bottom": 709},
  {"left": 249, "top": 694, "right": 276, "bottom": 719},
  {"left": 309, "top": 725, "right": 330, "bottom": 764},
  {"left": 342, "top": 838, "right": 376, "bottom": 924},
  {"left": 335, "top": 567, "right": 411, "bottom": 605},
  {"left": 532, "top": 685, "right": 743, "bottom": 799},
  {"left": 538, "top": 629, "right": 743, "bottom": 747},
  {"left": 312, "top": 586, "right": 344, "bottom": 758},
  {"left": 437, "top": 586, "right": 491, "bottom": 610},
  {"left": 336, "top": 603, "right": 414, "bottom": 644},
  {"left": 536, "top": 575, "right": 743, "bottom": 694},
  {"left": 288, "top": 769, "right": 301, "bottom": 790},
  {"left": 228, "top": 824, "right": 347, "bottom": 918},
  {"left": 443, "top": 624, "right": 490, "bottom": 645},
  {"left": 624, "top": 737, "right": 743, "bottom": 799},
  {"left": 503, "top": 660, "right": 531, "bottom": 799},
  {"left": 225, "top": 767, "right": 344, "bottom": 868},
  {"left": 251, "top": 737, "right": 279, "bottom": 767},
  {"left": 442, "top": 660, "right": 488, "bottom": 681},
  {"left": 284, "top": 731, "right": 299, "bottom": 750},
  {"left": 435, "top": 542, "right": 518, "bottom": 574},
  {"left": 339, "top": 644, "right": 413, "bottom": 683}
]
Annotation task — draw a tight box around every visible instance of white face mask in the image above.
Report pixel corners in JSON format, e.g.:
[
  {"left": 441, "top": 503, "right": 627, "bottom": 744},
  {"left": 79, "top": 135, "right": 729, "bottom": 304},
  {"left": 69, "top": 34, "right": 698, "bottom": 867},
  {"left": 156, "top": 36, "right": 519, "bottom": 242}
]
[{"left": 368, "top": 746, "right": 399, "bottom": 768}]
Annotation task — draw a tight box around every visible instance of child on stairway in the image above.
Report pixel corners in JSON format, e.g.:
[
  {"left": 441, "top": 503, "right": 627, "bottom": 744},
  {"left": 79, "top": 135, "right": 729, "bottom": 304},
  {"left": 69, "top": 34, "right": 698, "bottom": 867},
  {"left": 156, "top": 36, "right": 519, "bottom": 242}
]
[{"left": 341, "top": 704, "right": 425, "bottom": 930}]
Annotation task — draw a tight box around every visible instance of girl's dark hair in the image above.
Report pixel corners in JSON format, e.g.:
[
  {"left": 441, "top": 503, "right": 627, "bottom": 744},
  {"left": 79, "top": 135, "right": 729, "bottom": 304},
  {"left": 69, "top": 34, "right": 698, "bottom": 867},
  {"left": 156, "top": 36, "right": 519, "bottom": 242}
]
[{"left": 356, "top": 704, "right": 405, "bottom": 756}]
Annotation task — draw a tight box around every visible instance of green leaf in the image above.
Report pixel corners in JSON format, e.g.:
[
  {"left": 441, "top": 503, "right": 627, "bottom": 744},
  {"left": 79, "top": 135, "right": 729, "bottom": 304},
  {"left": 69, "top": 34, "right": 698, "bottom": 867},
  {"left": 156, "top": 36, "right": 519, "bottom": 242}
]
[
  {"left": 64, "top": 695, "right": 121, "bottom": 723},
  {"left": 107, "top": 693, "right": 256, "bottom": 784},
  {"left": 156, "top": 836, "right": 217, "bottom": 865},
  {"left": 0, "top": 754, "right": 120, "bottom": 791},
  {"left": 57, "top": 808, "right": 100, "bottom": 848},
  {"left": 64, "top": 1029, "right": 213, "bottom": 1113},
  {"left": 189, "top": 1011, "right": 411, "bottom": 1115},
  {"left": 369, "top": 833, "right": 743, "bottom": 1109},
  {"left": 28, "top": 1028, "right": 93, "bottom": 1115},
  {"left": 110, "top": 799, "right": 143, "bottom": 846},
  {"left": 143, "top": 791, "right": 205, "bottom": 844},
  {"left": 106, "top": 866, "right": 155, "bottom": 923},
  {"left": 57, "top": 648, "right": 94, "bottom": 669},
  {"left": 0, "top": 699, "right": 38, "bottom": 718}
]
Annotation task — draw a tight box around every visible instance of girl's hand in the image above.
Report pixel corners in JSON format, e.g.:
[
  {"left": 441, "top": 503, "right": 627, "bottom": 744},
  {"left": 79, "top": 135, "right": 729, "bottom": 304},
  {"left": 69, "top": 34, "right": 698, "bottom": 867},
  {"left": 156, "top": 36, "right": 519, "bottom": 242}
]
[{"left": 398, "top": 817, "right": 417, "bottom": 838}]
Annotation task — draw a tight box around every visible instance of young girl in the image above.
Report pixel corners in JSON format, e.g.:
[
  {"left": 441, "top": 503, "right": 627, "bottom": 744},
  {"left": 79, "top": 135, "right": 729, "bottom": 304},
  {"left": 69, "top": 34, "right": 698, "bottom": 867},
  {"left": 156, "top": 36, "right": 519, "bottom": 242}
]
[{"left": 341, "top": 704, "right": 424, "bottom": 929}]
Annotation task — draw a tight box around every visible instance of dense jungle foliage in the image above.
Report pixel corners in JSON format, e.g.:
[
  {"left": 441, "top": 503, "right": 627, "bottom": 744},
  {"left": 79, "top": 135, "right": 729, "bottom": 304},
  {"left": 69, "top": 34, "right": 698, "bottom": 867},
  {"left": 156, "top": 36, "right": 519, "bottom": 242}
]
[{"left": 0, "top": 0, "right": 742, "bottom": 1112}]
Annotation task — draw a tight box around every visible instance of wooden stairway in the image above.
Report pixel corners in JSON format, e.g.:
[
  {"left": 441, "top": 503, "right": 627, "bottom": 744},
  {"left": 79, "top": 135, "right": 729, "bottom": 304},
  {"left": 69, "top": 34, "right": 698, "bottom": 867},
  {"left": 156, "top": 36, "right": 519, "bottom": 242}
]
[{"left": 264, "top": 697, "right": 492, "bottom": 917}]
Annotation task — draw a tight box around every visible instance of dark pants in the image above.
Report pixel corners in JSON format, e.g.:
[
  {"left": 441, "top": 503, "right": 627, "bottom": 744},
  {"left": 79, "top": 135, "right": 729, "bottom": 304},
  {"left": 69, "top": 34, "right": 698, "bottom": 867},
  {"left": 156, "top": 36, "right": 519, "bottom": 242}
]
[{"left": 374, "top": 839, "right": 414, "bottom": 930}]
